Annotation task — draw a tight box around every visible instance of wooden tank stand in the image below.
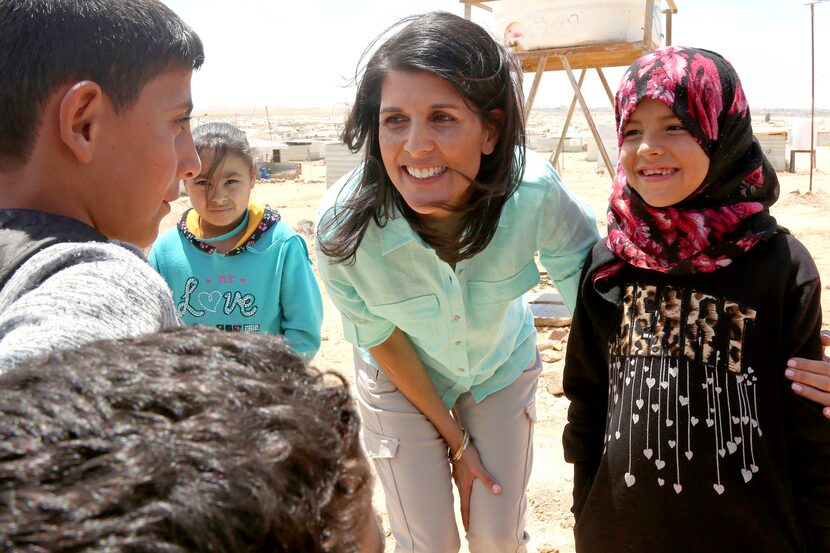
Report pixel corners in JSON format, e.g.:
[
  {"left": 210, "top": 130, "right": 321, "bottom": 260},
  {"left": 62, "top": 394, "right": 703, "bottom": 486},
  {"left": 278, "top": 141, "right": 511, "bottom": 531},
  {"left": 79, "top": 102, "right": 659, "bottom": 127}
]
[{"left": 461, "top": 0, "right": 678, "bottom": 177}]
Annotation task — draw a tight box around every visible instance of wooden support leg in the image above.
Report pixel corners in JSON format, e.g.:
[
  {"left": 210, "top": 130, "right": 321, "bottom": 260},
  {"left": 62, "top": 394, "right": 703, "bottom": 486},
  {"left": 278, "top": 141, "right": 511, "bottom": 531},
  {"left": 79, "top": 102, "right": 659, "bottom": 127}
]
[
  {"left": 596, "top": 67, "right": 615, "bottom": 107},
  {"left": 560, "top": 55, "right": 615, "bottom": 176},
  {"left": 525, "top": 56, "right": 548, "bottom": 123},
  {"left": 643, "top": 0, "right": 655, "bottom": 48},
  {"left": 551, "top": 67, "right": 587, "bottom": 167}
]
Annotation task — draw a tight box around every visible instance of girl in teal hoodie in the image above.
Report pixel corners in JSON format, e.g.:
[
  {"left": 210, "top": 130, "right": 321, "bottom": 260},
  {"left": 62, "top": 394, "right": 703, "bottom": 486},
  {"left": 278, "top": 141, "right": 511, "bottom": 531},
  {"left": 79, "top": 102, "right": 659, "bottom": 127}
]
[{"left": 150, "top": 122, "right": 323, "bottom": 359}]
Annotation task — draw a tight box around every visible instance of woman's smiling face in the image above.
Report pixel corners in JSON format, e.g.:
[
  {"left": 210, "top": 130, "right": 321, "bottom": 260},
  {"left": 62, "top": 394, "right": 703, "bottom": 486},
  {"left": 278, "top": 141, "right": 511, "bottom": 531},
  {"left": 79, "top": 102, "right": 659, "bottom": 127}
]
[{"left": 378, "top": 70, "right": 498, "bottom": 225}]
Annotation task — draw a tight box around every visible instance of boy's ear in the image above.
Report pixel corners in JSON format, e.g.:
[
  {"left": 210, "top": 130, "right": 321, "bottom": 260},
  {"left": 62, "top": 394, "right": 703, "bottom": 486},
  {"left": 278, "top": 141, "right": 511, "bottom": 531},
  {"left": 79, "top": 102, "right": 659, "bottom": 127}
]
[{"left": 58, "top": 81, "right": 105, "bottom": 164}]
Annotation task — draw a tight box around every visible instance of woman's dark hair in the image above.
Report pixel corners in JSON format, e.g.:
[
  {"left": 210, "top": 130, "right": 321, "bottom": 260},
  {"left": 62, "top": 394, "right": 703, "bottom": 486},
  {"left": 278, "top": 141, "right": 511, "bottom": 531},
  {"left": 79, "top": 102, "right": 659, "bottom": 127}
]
[
  {"left": 318, "top": 11, "right": 526, "bottom": 264},
  {"left": 191, "top": 122, "right": 255, "bottom": 183}
]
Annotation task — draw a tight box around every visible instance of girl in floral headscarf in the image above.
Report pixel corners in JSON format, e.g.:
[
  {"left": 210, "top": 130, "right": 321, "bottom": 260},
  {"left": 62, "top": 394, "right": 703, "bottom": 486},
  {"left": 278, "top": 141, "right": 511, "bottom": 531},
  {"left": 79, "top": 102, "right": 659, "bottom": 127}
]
[{"left": 562, "top": 46, "right": 829, "bottom": 553}]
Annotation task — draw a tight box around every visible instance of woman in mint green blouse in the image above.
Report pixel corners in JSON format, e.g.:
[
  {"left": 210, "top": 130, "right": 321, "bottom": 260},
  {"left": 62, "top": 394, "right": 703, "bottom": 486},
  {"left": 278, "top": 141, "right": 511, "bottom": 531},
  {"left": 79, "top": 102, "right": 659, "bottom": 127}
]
[{"left": 316, "top": 12, "right": 599, "bottom": 552}]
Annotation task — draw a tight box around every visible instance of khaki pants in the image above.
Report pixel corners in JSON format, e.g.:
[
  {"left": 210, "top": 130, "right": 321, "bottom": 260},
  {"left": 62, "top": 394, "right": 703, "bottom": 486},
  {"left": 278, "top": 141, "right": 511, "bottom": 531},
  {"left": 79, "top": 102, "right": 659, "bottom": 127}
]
[{"left": 354, "top": 350, "right": 541, "bottom": 553}]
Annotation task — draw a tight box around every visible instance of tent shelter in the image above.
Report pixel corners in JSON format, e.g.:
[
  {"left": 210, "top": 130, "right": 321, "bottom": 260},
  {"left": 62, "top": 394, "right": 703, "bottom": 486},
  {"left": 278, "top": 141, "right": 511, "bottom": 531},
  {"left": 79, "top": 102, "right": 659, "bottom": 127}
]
[{"left": 248, "top": 137, "right": 289, "bottom": 165}]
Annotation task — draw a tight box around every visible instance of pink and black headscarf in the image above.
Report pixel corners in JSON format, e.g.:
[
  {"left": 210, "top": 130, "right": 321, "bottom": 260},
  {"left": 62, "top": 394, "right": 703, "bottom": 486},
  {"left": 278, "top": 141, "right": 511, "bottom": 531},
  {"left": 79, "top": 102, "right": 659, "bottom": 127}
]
[{"left": 596, "top": 46, "right": 781, "bottom": 282}]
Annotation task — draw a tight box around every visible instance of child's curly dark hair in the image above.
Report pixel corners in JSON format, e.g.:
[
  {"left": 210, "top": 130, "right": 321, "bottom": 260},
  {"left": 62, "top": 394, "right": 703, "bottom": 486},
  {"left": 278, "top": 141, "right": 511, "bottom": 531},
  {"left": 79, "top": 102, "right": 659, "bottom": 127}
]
[{"left": 0, "top": 326, "right": 373, "bottom": 552}]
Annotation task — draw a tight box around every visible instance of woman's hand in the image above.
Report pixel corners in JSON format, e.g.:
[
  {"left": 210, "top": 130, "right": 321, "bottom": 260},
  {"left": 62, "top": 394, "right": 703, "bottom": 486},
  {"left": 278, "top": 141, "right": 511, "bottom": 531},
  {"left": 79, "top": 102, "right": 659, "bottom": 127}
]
[
  {"left": 451, "top": 441, "right": 502, "bottom": 531},
  {"left": 370, "top": 330, "right": 503, "bottom": 529},
  {"left": 785, "top": 330, "right": 830, "bottom": 416}
]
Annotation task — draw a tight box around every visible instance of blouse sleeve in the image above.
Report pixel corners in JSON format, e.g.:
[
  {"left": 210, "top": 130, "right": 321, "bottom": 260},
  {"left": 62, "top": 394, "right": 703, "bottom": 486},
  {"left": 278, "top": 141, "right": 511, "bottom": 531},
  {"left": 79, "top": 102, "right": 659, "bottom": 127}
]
[
  {"left": 316, "top": 256, "right": 396, "bottom": 350},
  {"left": 535, "top": 160, "right": 600, "bottom": 313},
  {"left": 314, "top": 167, "right": 398, "bottom": 350}
]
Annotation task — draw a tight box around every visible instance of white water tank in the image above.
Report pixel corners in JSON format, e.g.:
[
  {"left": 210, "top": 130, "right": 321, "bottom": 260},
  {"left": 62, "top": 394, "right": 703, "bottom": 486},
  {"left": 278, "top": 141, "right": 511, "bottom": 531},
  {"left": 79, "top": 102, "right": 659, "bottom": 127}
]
[{"left": 493, "top": 0, "right": 665, "bottom": 51}]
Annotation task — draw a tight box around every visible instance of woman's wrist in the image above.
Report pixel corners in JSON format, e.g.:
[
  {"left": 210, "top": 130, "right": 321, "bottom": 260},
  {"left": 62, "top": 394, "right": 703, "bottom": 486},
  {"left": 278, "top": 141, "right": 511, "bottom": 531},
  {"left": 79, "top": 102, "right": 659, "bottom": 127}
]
[
  {"left": 436, "top": 410, "right": 466, "bottom": 454},
  {"left": 448, "top": 427, "right": 470, "bottom": 464}
]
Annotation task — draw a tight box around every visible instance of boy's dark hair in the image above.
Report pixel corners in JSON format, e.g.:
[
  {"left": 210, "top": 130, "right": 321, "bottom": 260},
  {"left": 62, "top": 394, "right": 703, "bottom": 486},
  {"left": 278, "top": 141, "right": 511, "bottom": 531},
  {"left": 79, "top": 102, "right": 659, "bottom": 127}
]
[
  {"left": 0, "top": 326, "right": 373, "bottom": 552},
  {"left": 192, "top": 122, "right": 256, "bottom": 183},
  {"left": 0, "top": 0, "right": 205, "bottom": 169},
  {"left": 317, "top": 11, "right": 526, "bottom": 264}
]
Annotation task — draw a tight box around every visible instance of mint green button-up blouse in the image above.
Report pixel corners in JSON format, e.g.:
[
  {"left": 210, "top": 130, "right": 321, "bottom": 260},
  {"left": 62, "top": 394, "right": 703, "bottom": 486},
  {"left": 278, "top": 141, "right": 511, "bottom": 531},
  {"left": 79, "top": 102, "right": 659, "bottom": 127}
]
[{"left": 316, "top": 150, "right": 600, "bottom": 408}]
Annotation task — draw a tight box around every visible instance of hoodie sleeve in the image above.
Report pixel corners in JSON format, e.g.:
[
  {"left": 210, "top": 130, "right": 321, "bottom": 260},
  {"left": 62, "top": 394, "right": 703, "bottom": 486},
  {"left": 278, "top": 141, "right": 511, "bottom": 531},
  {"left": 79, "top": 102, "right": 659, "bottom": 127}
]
[{"left": 278, "top": 234, "right": 323, "bottom": 360}]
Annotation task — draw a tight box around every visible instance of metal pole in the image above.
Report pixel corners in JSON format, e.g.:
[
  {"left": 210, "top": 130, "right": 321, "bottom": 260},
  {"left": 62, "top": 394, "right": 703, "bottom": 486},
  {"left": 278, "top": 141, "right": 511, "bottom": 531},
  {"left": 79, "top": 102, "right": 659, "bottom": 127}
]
[
  {"left": 265, "top": 105, "right": 273, "bottom": 142},
  {"left": 810, "top": 2, "right": 815, "bottom": 192}
]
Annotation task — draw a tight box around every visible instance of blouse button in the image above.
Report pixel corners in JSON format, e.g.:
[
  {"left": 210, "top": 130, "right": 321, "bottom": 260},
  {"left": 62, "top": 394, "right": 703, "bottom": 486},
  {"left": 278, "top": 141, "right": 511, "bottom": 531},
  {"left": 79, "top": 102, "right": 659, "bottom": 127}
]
[
  {"left": 453, "top": 314, "right": 461, "bottom": 321},
  {"left": 454, "top": 340, "right": 462, "bottom": 346}
]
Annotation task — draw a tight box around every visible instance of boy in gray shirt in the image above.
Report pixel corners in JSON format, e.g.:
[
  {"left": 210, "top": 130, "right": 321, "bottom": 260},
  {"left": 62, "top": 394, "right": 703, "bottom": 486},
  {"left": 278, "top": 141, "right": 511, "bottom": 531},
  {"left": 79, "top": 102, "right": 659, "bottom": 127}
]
[{"left": 0, "top": 0, "right": 204, "bottom": 370}]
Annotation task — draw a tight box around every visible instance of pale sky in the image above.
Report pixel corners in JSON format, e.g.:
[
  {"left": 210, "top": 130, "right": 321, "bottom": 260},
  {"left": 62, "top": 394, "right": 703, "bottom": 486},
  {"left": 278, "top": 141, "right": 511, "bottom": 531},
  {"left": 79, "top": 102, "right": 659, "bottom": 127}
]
[{"left": 161, "top": 0, "right": 830, "bottom": 111}]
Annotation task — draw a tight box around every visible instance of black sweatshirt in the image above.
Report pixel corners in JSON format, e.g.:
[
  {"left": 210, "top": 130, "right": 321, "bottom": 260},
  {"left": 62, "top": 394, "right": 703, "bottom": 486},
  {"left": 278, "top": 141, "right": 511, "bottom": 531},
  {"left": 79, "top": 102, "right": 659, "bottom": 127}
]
[{"left": 563, "top": 233, "right": 830, "bottom": 552}]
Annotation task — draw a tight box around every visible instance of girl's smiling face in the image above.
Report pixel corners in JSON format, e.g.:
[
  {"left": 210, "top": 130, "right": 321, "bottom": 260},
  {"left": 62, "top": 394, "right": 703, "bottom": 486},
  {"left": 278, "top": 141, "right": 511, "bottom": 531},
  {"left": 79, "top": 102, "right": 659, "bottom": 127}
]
[
  {"left": 184, "top": 150, "right": 255, "bottom": 237},
  {"left": 619, "top": 99, "right": 711, "bottom": 207},
  {"left": 378, "top": 70, "right": 499, "bottom": 227}
]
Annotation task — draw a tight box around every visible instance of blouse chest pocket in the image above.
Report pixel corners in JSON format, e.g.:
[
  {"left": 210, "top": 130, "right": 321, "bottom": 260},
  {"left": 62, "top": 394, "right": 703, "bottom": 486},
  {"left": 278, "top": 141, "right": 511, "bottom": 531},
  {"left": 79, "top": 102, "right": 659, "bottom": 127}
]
[
  {"left": 468, "top": 261, "right": 540, "bottom": 306},
  {"left": 367, "top": 294, "right": 442, "bottom": 349}
]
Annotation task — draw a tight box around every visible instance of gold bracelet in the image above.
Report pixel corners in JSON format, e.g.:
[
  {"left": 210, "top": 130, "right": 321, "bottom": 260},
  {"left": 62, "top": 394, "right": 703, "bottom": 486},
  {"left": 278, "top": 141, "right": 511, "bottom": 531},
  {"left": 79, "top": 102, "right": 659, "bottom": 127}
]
[{"left": 449, "top": 428, "right": 470, "bottom": 464}]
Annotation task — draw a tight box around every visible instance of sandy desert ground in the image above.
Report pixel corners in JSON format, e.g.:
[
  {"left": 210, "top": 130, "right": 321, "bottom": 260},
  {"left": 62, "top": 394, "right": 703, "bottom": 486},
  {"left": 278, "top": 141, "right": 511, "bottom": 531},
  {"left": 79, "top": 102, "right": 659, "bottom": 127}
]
[{"left": 159, "top": 110, "right": 830, "bottom": 552}]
